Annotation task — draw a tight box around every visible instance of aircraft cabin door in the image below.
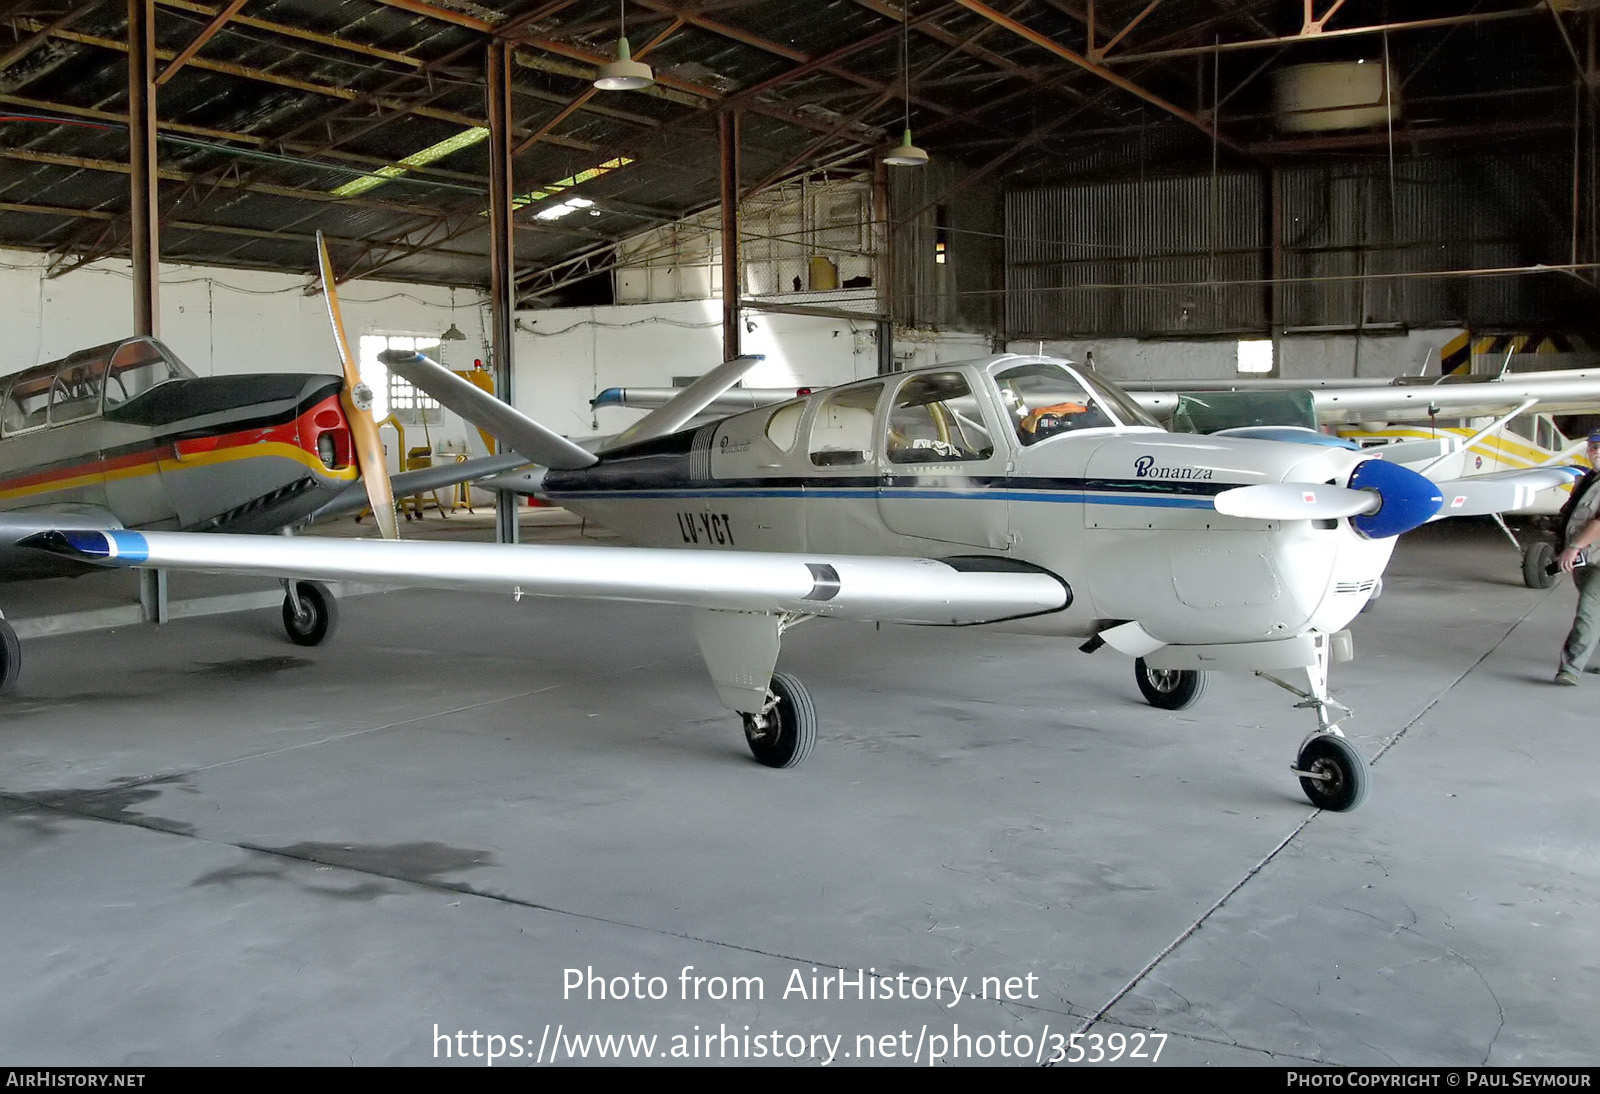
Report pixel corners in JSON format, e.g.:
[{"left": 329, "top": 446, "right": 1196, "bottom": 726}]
[{"left": 876, "top": 371, "right": 1010, "bottom": 550}]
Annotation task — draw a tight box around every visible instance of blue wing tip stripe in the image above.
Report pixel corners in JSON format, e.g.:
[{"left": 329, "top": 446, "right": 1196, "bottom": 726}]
[{"left": 17, "top": 529, "right": 148, "bottom": 564}]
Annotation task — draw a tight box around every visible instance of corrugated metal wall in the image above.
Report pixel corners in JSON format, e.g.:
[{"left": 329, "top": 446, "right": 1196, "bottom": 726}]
[{"left": 1001, "top": 153, "right": 1563, "bottom": 339}]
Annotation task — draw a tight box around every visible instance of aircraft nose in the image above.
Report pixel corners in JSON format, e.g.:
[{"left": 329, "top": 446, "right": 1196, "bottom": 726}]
[{"left": 1346, "top": 458, "right": 1443, "bottom": 538}]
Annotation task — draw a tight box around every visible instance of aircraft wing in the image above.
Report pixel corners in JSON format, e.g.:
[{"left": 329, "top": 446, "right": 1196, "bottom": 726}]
[
  {"left": 1129, "top": 372, "right": 1600, "bottom": 424},
  {"left": 592, "top": 386, "right": 799, "bottom": 417},
  {"left": 308, "top": 453, "right": 530, "bottom": 521},
  {"left": 1429, "top": 466, "right": 1586, "bottom": 519},
  {"left": 22, "top": 530, "right": 1072, "bottom": 627},
  {"left": 601, "top": 355, "right": 766, "bottom": 451},
  {"left": 0, "top": 505, "right": 123, "bottom": 543},
  {"left": 379, "top": 350, "right": 597, "bottom": 470}
]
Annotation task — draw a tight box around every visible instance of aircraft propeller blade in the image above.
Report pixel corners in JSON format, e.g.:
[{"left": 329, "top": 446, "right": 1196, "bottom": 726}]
[
  {"left": 317, "top": 232, "right": 398, "bottom": 540},
  {"left": 1213, "top": 483, "right": 1382, "bottom": 521}
]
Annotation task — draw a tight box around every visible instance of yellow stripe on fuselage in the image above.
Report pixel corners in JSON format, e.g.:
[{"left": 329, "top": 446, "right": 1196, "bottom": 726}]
[{"left": 0, "top": 442, "right": 356, "bottom": 505}]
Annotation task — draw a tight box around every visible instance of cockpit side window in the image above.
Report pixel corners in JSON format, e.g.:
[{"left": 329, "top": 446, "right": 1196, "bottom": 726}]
[
  {"left": 994, "top": 363, "right": 1112, "bottom": 445},
  {"left": 808, "top": 383, "right": 883, "bottom": 467},
  {"left": 887, "top": 372, "right": 994, "bottom": 463},
  {"left": 48, "top": 356, "right": 108, "bottom": 425}
]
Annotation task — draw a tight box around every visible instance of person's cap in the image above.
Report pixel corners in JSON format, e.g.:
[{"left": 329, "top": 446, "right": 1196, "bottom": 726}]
[{"left": 1588, "top": 431, "right": 1600, "bottom": 445}]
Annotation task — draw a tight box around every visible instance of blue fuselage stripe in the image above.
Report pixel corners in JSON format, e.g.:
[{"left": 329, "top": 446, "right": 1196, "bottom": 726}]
[{"left": 548, "top": 486, "right": 1217, "bottom": 509}]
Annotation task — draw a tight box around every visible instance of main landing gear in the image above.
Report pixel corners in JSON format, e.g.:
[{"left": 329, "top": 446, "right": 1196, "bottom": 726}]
[
  {"left": 0, "top": 613, "right": 19, "bottom": 692},
  {"left": 1133, "top": 658, "right": 1208, "bottom": 710},
  {"left": 281, "top": 580, "right": 338, "bottom": 646},
  {"left": 1522, "top": 540, "right": 1557, "bottom": 590},
  {"left": 741, "top": 671, "right": 816, "bottom": 769}
]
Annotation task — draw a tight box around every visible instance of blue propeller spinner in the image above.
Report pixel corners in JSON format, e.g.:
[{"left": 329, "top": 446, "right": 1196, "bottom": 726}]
[{"left": 1347, "top": 458, "right": 1444, "bottom": 539}]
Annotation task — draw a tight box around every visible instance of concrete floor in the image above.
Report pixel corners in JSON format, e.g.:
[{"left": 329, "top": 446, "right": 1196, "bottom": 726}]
[{"left": 0, "top": 515, "right": 1594, "bottom": 1067}]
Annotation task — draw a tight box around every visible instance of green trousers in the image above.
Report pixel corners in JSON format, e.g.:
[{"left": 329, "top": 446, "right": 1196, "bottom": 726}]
[{"left": 1560, "top": 565, "right": 1600, "bottom": 675}]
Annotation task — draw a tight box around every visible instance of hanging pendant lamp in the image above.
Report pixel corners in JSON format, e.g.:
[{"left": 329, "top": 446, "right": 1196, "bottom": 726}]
[
  {"left": 595, "top": 1, "right": 654, "bottom": 91},
  {"left": 884, "top": 5, "right": 927, "bottom": 167}
]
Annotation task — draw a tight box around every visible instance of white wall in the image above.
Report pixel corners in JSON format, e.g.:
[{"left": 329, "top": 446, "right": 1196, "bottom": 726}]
[
  {"left": 0, "top": 245, "right": 1471, "bottom": 456},
  {"left": 516, "top": 300, "right": 884, "bottom": 439},
  {"left": 0, "top": 247, "right": 488, "bottom": 379}
]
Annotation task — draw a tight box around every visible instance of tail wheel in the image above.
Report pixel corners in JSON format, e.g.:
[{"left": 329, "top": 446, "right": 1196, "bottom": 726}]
[
  {"left": 1523, "top": 541, "right": 1558, "bottom": 590},
  {"left": 1294, "top": 734, "right": 1369, "bottom": 812},
  {"left": 742, "top": 671, "right": 816, "bottom": 769},
  {"left": 282, "top": 581, "right": 339, "bottom": 647},
  {"left": 1134, "top": 658, "right": 1209, "bottom": 710}
]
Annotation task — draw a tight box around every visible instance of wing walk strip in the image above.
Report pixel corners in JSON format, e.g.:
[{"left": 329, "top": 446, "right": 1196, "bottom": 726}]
[{"left": 22, "top": 529, "right": 1071, "bottom": 626}]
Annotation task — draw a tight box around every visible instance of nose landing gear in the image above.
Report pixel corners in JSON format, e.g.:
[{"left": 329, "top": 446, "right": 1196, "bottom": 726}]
[{"left": 1291, "top": 733, "right": 1369, "bottom": 812}]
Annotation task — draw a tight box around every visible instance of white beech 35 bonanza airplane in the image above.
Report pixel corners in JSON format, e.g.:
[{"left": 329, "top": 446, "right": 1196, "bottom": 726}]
[{"left": 16, "top": 248, "right": 1578, "bottom": 812}]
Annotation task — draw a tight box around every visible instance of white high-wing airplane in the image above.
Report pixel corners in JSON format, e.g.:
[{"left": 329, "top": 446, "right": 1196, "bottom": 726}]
[{"left": 29, "top": 340, "right": 1583, "bottom": 814}]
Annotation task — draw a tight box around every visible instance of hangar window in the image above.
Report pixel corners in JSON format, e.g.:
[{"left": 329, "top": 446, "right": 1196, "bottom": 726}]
[
  {"left": 358, "top": 334, "right": 444, "bottom": 425},
  {"left": 1237, "top": 339, "right": 1274, "bottom": 375}
]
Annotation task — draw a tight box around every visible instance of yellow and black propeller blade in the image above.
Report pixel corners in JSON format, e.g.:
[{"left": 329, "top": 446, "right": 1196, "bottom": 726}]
[{"left": 316, "top": 232, "right": 398, "bottom": 541}]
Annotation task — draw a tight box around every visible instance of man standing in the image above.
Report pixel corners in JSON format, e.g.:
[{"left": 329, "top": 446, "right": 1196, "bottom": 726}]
[{"left": 1555, "top": 432, "right": 1600, "bottom": 685}]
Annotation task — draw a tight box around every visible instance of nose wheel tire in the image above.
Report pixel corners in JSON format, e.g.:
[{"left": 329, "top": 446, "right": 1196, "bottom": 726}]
[
  {"left": 1134, "top": 658, "right": 1208, "bottom": 710},
  {"left": 1523, "top": 541, "right": 1557, "bottom": 590},
  {"left": 281, "top": 581, "right": 339, "bottom": 647},
  {"left": 742, "top": 671, "right": 816, "bottom": 769},
  {"left": 1294, "top": 734, "right": 1369, "bottom": 812}
]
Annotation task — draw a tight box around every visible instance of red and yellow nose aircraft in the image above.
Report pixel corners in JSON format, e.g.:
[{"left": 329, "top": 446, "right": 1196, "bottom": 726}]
[{"left": 0, "top": 237, "right": 522, "bottom": 690}]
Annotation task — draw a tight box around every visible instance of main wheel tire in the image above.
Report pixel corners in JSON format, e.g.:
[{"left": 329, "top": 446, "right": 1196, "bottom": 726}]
[
  {"left": 0, "top": 617, "right": 20, "bottom": 692},
  {"left": 742, "top": 671, "right": 816, "bottom": 769},
  {"left": 1523, "top": 540, "right": 1558, "bottom": 590},
  {"left": 1296, "top": 734, "right": 1369, "bottom": 812},
  {"left": 1134, "top": 658, "right": 1208, "bottom": 711},
  {"left": 281, "top": 581, "right": 339, "bottom": 647}
]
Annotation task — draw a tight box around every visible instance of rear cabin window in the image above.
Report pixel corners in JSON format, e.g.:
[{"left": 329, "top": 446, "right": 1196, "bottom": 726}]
[
  {"left": 2, "top": 374, "right": 54, "bottom": 435},
  {"left": 765, "top": 400, "right": 806, "bottom": 451},
  {"left": 887, "top": 372, "right": 994, "bottom": 463},
  {"left": 808, "top": 384, "right": 882, "bottom": 467}
]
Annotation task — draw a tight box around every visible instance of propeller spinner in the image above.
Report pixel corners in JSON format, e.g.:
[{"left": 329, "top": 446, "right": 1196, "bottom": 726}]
[{"left": 316, "top": 232, "right": 398, "bottom": 541}]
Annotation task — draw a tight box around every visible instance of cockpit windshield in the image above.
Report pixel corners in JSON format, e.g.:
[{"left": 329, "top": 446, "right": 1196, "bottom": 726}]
[
  {"left": 105, "top": 338, "right": 191, "bottom": 408},
  {"left": 991, "top": 361, "right": 1158, "bottom": 445}
]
